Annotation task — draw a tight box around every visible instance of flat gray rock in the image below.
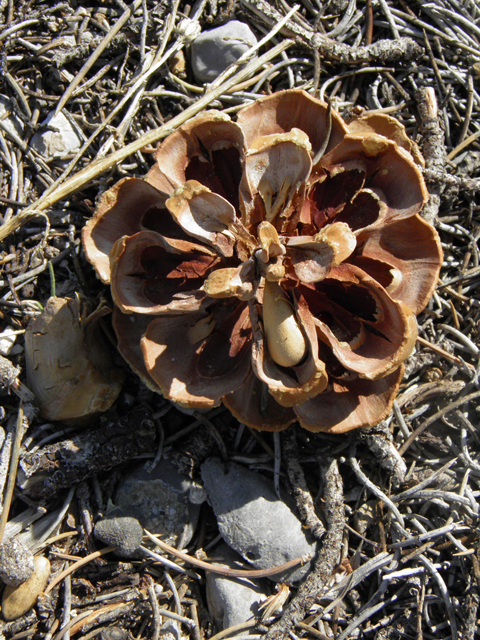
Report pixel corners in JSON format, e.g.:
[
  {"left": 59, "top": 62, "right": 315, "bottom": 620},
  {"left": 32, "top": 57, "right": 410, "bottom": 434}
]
[
  {"left": 94, "top": 510, "right": 144, "bottom": 558},
  {"left": 206, "top": 543, "right": 268, "bottom": 631},
  {"left": 201, "top": 458, "right": 316, "bottom": 582},
  {"left": 114, "top": 458, "right": 201, "bottom": 547},
  {"left": 0, "top": 538, "right": 34, "bottom": 586},
  {"left": 30, "top": 111, "right": 82, "bottom": 159},
  {"left": 191, "top": 21, "right": 257, "bottom": 83}
]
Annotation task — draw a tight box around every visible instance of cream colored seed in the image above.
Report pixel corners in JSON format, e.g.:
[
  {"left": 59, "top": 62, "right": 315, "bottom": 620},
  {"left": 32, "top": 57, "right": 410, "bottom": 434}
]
[
  {"left": 263, "top": 279, "right": 306, "bottom": 368},
  {"left": 2, "top": 556, "right": 51, "bottom": 621}
]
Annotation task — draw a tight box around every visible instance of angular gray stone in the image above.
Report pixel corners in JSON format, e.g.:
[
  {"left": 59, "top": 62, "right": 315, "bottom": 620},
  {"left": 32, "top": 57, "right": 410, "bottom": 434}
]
[
  {"left": 30, "top": 111, "right": 82, "bottom": 159},
  {"left": 206, "top": 543, "right": 268, "bottom": 631},
  {"left": 0, "top": 538, "right": 35, "bottom": 586},
  {"left": 191, "top": 21, "right": 257, "bottom": 83},
  {"left": 201, "top": 458, "right": 316, "bottom": 582},
  {"left": 0, "top": 96, "right": 24, "bottom": 139},
  {"left": 94, "top": 509, "right": 144, "bottom": 558},
  {"left": 114, "top": 458, "right": 201, "bottom": 547}
]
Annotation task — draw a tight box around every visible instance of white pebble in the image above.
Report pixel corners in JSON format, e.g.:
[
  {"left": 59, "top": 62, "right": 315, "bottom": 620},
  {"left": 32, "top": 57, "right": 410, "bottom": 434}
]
[
  {"left": 0, "top": 96, "right": 24, "bottom": 138},
  {"left": 30, "top": 111, "right": 82, "bottom": 160},
  {"left": 0, "top": 329, "right": 18, "bottom": 356}
]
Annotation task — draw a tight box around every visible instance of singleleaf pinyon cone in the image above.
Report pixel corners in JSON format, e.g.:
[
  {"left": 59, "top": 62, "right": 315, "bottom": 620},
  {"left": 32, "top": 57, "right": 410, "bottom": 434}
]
[{"left": 83, "top": 90, "right": 442, "bottom": 433}]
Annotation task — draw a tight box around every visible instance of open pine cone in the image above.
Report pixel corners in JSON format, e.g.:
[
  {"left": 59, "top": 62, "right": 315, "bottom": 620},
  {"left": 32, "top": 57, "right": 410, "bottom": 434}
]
[{"left": 83, "top": 90, "right": 442, "bottom": 433}]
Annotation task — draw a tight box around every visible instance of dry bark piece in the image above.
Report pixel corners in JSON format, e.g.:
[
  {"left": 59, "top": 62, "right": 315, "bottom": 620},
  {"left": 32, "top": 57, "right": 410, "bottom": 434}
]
[
  {"left": 17, "top": 407, "right": 156, "bottom": 499},
  {"left": 240, "top": 0, "right": 423, "bottom": 64},
  {"left": 415, "top": 87, "right": 446, "bottom": 225},
  {"left": 25, "top": 296, "right": 124, "bottom": 422},
  {"left": 265, "top": 458, "right": 345, "bottom": 638}
]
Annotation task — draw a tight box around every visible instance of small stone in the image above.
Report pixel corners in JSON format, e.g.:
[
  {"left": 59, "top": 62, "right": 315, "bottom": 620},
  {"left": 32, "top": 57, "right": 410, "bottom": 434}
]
[
  {"left": 201, "top": 458, "right": 317, "bottom": 582},
  {"left": 0, "top": 538, "right": 35, "bottom": 586},
  {"left": 30, "top": 111, "right": 82, "bottom": 160},
  {"left": 0, "top": 96, "right": 24, "bottom": 139},
  {"left": 94, "top": 510, "right": 144, "bottom": 558},
  {"left": 353, "top": 501, "right": 376, "bottom": 536},
  {"left": 2, "top": 556, "right": 50, "bottom": 621},
  {"left": 189, "top": 481, "right": 207, "bottom": 505},
  {"left": 0, "top": 329, "right": 17, "bottom": 357},
  {"left": 9, "top": 344, "right": 24, "bottom": 356},
  {"left": 206, "top": 543, "right": 268, "bottom": 630},
  {"left": 80, "top": 31, "right": 93, "bottom": 44},
  {"left": 191, "top": 21, "right": 258, "bottom": 83},
  {"left": 58, "top": 35, "right": 76, "bottom": 48},
  {"left": 114, "top": 458, "right": 201, "bottom": 547}
]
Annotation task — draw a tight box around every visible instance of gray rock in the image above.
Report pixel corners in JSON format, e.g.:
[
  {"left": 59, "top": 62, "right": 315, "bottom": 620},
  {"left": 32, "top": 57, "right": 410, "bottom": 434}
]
[
  {"left": 191, "top": 21, "right": 257, "bottom": 83},
  {"left": 94, "top": 510, "right": 144, "bottom": 558},
  {"left": 114, "top": 458, "right": 201, "bottom": 547},
  {"left": 201, "top": 458, "right": 316, "bottom": 582},
  {"left": 30, "top": 111, "right": 82, "bottom": 159},
  {"left": 0, "top": 538, "right": 35, "bottom": 586},
  {"left": 0, "top": 96, "right": 24, "bottom": 139},
  {"left": 206, "top": 543, "right": 268, "bottom": 631}
]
